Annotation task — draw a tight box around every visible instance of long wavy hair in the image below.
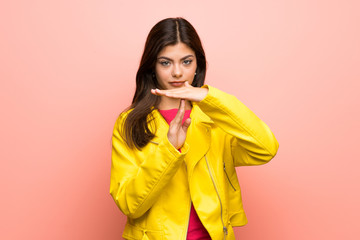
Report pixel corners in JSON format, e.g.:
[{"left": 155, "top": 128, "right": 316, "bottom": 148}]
[{"left": 123, "top": 17, "right": 207, "bottom": 149}]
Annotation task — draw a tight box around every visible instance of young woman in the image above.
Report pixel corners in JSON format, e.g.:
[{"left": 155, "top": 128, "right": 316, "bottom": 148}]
[{"left": 110, "top": 17, "right": 279, "bottom": 240}]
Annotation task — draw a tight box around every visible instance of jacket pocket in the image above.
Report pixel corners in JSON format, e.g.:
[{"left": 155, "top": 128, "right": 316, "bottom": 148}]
[{"left": 223, "top": 162, "right": 237, "bottom": 191}]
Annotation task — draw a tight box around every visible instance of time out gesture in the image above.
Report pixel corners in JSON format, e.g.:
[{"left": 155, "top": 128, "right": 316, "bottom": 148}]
[{"left": 151, "top": 81, "right": 208, "bottom": 149}]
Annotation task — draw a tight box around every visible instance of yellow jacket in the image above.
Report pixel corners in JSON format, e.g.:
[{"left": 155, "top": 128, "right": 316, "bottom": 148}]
[{"left": 110, "top": 85, "right": 279, "bottom": 240}]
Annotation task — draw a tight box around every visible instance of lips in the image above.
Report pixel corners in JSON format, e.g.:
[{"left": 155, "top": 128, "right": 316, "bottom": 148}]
[{"left": 169, "top": 81, "right": 185, "bottom": 87}]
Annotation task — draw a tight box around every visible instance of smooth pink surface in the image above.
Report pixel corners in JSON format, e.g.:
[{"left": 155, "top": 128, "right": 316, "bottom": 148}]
[{"left": 1, "top": 1, "right": 359, "bottom": 239}]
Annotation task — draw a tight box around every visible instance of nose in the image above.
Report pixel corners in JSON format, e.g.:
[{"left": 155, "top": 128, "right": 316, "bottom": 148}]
[{"left": 172, "top": 64, "right": 183, "bottom": 78}]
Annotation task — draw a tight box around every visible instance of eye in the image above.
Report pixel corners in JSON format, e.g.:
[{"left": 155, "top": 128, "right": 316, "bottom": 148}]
[
  {"left": 160, "top": 61, "right": 170, "bottom": 66},
  {"left": 183, "top": 59, "right": 193, "bottom": 65}
]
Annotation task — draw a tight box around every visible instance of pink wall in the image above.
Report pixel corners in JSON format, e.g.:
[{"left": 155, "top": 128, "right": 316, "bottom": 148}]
[{"left": 1, "top": 0, "right": 359, "bottom": 239}]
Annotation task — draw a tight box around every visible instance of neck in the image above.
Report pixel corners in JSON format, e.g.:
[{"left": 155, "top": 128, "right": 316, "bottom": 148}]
[{"left": 157, "top": 96, "right": 192, "bottom": 110}]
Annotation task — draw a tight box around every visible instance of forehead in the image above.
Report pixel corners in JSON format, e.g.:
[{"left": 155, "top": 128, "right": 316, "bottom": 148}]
[{"left": 157, "top": 42, "right": 195, "bottom": 58}]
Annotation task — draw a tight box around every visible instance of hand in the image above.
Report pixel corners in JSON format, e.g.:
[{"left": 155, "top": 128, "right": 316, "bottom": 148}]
[
  {"left": 151, "top": 81, "right": 208, "bottom": 102},
  {"left": 167, "top": 99, "right": 191, "bottom": 149}
]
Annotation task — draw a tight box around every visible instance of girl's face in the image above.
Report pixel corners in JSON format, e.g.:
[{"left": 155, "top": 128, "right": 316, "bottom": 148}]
[{"left": 155, "top": 42, "right": 197, "bottom": 90}]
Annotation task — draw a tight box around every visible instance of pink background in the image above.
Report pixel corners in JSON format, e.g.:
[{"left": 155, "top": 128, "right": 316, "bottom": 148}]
[{"left": 1, "top": 0, "right": 359, "bottom": 239}]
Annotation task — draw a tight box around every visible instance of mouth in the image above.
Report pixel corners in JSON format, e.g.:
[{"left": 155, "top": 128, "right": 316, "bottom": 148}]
[{"left": 169, "top": 81, "right": 185, "bottom": 87}]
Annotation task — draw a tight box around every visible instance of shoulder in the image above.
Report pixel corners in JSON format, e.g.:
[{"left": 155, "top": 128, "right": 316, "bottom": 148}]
[
  {"left": 113, "top": 108, "right": 133, "bottom": 135},
  {"left": 113, "top": 107, "right": 159, "bottom": 134},
  {"left": 116, "top": 108, "right": 134, "bottom": 123}
]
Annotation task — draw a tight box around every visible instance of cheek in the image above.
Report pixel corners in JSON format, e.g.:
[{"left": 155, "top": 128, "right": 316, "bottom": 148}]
[
  {"left": 155, "top": 67, "right": 170, "bottom": 88},
  {"left": 155, "top": 68, "right": 169, "bottom": 81},
  {"left": 187, "top": 66, "right": 197, "bottom": 78},
  {"left": 189, "top": 63, "right": 197, "bottom": 75}
]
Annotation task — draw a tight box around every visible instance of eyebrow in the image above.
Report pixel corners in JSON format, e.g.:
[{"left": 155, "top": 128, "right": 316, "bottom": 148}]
[{"left": 157, "top": 54, "right": 194, "bottom": 61}]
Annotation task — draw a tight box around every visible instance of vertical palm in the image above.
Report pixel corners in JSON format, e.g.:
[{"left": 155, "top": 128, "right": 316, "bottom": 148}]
[{"left": 167, "top": 99, "right": 191, "bottom": 149}]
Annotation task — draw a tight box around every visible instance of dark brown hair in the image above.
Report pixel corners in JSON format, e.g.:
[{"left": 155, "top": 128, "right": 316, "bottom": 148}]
[{"left": 123, "top": 17, "right": 207, "bottom": 149}]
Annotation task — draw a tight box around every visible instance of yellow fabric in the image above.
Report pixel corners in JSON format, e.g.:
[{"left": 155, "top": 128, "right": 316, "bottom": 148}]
[{"left": 110, "top": 85, "right": 279, "bottom": 240}]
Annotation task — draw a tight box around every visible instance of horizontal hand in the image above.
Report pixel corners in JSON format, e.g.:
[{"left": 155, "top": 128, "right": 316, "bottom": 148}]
[{"left": 151, "top": 81, "right": 208, "bottom": 102}]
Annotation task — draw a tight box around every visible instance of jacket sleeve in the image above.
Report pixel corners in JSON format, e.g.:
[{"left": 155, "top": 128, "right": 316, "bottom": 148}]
[
  {"left": 109, "top": 114, "right": 189, "bottom": 219},
  {"left": 196, "top": 85, "right": 279, "bottom": 166}
]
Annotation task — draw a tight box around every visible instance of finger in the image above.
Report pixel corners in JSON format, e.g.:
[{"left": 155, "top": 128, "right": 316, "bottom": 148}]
[
  {"left": 184, "top": 81, "right": 191, "bottom": 87},
  {"left": 160, "top": 88, "right": 192, "bottom": 100},
  {"left": 151, "top": 87, "right": 196, "bottom": 101},
  {"left": 152, "top": 88, "right": 181, "bottom": 98},
  {"left": 182, "top": 117, "right": 191, "bottom": 132},
  {"left": 172, "top": 99, "right": 185, "bottom": 125},
  {"left": 151, "top": 88, "right": 165, "bottom": 96},
  {"left": 152, "top": 88, "right": 181, "bottom": 96}
]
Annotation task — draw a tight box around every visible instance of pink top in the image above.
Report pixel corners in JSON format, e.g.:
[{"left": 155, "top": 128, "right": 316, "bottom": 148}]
[{"left": 159, "top": 109, "right": 211, "bottom": 240}]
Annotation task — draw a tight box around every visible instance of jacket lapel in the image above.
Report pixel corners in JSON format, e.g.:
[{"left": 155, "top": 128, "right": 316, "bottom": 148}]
[
  {"left": 185, "top": 104, "right": 213, "bottom": 178},
  {"left": 149, "top": 110, "right": 169, "bottom": 145}
]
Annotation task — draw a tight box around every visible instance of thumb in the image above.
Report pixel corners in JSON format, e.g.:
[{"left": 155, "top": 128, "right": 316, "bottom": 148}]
[
  {"left": 184, "top": 81, "right": 191, "bottom": 87},
  {"left": 182, "top": 118, "right": 191, "bottom": 131}
]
